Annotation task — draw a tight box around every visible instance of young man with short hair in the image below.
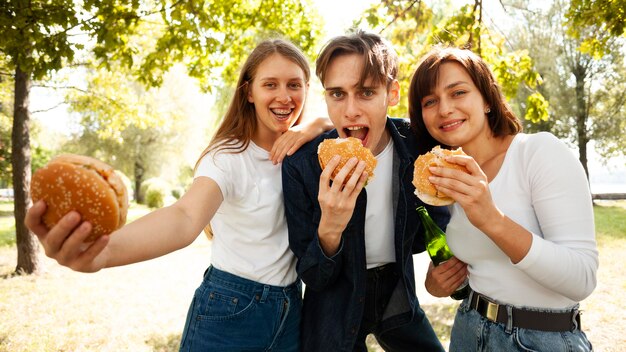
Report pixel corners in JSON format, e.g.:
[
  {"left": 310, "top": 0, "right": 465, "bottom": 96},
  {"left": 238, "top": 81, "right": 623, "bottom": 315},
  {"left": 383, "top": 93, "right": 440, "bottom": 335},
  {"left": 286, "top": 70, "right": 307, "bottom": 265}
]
[{"left": 282, "top": 30, "right": 449, "bottom": 351}]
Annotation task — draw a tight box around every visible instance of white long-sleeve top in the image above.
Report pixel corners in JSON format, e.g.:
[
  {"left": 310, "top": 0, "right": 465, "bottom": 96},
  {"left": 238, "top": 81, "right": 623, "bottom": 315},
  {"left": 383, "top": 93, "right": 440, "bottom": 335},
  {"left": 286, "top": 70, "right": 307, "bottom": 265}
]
[{"left": 447, "top": 132, "right": 598, "bottom": 309}]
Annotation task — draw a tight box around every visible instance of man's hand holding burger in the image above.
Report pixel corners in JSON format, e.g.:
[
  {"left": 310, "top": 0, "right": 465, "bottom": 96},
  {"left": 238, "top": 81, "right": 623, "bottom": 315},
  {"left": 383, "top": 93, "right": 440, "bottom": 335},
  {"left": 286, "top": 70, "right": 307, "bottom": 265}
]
[{"left": 316, "top": 137, "right": 376, "bottom": 256}]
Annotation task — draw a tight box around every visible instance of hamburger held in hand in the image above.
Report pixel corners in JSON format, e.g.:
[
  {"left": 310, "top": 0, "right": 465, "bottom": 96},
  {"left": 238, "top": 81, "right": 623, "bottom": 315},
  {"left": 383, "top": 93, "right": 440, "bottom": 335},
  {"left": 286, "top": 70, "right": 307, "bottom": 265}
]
[
  {"left": 318, "top": 137, "right": 377, "bottom": 184},
  {"left": 413, "top": 146, "right": 469, "bottom": 206},
  {"left": 31, "top": 154, "right": 129, "bottom": 242}
]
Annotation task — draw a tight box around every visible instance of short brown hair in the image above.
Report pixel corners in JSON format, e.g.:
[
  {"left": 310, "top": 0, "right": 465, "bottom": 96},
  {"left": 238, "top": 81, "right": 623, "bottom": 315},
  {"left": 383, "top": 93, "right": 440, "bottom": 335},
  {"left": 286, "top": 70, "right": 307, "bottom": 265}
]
[
  {"left": 409, "top": 47, "right": 522, "bottom": 150},
  {"left": 315, "top": 29, "right": 398, "bottom": 89}
]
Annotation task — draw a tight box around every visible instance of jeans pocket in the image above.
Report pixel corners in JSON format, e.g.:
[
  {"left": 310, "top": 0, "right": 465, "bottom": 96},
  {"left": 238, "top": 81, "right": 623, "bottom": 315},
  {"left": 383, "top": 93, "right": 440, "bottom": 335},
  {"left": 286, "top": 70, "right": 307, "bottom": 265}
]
[
  {"left": 513, "top": 328, "right": 589, "bottom": 352},
  {"left": 198, "top": 285, "right": 258, "bottom": 321}
]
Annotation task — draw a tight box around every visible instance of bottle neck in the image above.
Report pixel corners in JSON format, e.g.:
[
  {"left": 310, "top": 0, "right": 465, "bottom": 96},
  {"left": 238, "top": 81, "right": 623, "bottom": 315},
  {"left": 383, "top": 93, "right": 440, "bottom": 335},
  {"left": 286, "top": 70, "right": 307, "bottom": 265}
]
[{"left": 417, "top": 207, "right": 444, "bottom": 240}]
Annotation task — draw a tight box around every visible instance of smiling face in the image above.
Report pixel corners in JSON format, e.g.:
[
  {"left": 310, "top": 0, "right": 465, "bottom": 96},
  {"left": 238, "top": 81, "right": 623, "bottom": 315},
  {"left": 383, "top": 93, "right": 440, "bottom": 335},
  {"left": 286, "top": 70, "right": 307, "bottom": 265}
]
[
  {"left": 247, "top": 53, "right": 308, "bottom": 150},
  {"left": 420, "top": 61, "right": 491, "bottom": 149},
  {"left": 323, "top": 53, "right": 399, "bottom": 156}
]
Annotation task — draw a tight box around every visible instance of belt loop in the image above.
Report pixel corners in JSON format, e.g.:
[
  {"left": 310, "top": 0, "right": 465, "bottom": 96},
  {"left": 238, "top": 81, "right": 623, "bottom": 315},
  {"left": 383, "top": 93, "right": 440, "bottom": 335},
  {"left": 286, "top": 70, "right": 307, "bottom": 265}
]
[
  {"left": 203, "top": 265, "right": 213, "bottom": 280},
  {"left": 572, "top": 309, "right": 581, "bottom": 331},
  {"left": 505, "top": 305, "right": 513, "bottom": 334},
  {"left": 260, "top": 285, "right": 270, "bottom": 303},
  {"left": 467, "top": 289, "right": 475, "bottom": 305}
]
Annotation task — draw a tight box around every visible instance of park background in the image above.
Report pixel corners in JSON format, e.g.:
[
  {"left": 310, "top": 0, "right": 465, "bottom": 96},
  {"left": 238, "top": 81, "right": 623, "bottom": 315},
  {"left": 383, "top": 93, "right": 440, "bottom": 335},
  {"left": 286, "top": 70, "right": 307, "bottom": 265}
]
[{"left": 1, "top": 0, "right": 626, "bottom": 351}]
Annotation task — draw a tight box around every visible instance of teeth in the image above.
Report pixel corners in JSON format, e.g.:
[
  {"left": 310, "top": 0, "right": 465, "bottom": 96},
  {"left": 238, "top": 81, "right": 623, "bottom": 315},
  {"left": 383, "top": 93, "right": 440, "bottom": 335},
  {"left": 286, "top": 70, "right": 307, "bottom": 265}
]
[
  {"left": 272, "top": 108, "right": 292, "bottom": 115},
  {"left": 347, "top": 126, "right": 364, "bottom": 130},
  {"left": 442, "top": 120, "right": 463, "bottom": 129}
]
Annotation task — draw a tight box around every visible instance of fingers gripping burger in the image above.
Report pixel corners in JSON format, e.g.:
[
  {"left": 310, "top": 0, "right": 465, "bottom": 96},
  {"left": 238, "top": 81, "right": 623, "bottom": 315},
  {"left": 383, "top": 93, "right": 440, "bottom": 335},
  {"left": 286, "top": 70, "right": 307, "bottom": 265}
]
[
  {"left": 31, "top": 154, "right": 129, "bottom": 242},
  {"left": 318, "top": 137, "right": 377, "bottom": 184},
  {"left": 413, "top": 146, "right": 469, "bottom": 206}
]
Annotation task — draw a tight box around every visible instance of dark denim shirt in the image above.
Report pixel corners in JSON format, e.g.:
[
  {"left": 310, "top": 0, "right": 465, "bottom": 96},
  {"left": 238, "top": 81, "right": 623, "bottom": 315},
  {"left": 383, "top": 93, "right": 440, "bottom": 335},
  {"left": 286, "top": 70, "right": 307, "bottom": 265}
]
[{"left": 282, "top": 118, "right": 450, "bottom": 351}]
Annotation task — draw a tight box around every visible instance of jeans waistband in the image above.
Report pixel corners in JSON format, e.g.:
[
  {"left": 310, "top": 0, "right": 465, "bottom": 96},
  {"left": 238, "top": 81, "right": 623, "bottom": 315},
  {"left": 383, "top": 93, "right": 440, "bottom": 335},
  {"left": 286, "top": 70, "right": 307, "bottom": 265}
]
[
  {"left": 366, "top": 263, "right": 396, "bottom": 279},
  {"left": 204, "top": 265, "right": 300, "bottom": 297},
  {"left": 469, "top": 290, "right": 581, "bottom": 332}
]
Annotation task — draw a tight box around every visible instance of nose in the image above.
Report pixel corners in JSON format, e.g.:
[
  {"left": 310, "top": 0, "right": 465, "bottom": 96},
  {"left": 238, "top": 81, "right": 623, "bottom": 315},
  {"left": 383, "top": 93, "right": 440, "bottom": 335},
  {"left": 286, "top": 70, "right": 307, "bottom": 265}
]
[
  {"left": 345, "top": 96, "right": 360, "bottom": 120},
  {"left": 438, "top": 97, "right": 453, "bottom": 116},
  {"left": 277, "top": 88, "right": 292, "bottom": 104}
]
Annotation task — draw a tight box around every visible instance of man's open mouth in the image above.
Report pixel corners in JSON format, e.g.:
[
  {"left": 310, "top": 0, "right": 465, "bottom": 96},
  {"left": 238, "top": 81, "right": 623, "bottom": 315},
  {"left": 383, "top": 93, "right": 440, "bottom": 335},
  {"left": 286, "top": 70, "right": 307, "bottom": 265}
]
[{"left": 344, "top": 126, "right": 368, "bottom": 142}]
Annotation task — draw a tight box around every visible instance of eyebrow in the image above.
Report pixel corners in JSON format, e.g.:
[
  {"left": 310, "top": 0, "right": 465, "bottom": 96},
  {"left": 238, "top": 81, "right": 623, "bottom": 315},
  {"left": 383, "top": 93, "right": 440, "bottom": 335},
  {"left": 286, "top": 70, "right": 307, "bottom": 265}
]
[
  {"left": 444, "top": 81, "right": 469, "bottom": 90},
  {"left": 257, "top": 76, "right": 305, "bottom": 82},
  {"left": 324, "top": 84, "right": 377, "bottom": 91}
]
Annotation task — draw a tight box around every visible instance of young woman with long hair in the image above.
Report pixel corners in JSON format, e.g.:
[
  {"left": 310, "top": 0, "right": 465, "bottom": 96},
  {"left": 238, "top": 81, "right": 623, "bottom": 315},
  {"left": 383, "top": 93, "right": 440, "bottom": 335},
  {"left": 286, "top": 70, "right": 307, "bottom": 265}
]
[{"left": 26, "top": 39, "right": 331, "bottom": 351}]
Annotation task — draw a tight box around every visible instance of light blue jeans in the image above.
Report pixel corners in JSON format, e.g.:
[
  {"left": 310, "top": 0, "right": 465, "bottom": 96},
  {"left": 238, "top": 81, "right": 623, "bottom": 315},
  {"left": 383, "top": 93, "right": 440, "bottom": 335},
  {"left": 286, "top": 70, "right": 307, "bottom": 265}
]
[
  {"left": 179, "top": 266, "right": 302, "bottom": 352},
  {"left": 449, "top": 294, "right": 593, "bottom": 352}
]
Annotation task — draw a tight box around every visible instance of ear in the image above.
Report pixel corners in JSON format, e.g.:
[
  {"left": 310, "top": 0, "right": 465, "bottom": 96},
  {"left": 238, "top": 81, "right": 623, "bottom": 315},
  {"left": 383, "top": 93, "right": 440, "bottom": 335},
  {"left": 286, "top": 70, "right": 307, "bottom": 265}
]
[
  {"left": 387, "top": 80, "right": 400, "bottom": 107},
  {"left": 245, "top": 82, "right": 254, "bottom": 103}
]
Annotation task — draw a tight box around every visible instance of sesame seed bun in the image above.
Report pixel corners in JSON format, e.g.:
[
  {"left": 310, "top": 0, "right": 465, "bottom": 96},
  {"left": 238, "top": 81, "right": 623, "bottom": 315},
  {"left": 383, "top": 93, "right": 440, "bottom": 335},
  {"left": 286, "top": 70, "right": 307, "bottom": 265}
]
[
  {"left": 30, "top": 154, "right": 129, "bottom": 242},
  {"left": 413, "top": 146, "right": 469, "bottom": 206},
  {"left": 317, "top": 137, "right": 377, "bottom": 184}
]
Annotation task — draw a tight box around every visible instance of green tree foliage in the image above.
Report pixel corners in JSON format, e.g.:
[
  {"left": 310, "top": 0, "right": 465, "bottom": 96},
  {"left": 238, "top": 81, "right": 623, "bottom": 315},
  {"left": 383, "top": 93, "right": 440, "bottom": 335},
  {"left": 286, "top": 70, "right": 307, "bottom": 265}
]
[
  {"left": 566, "top": 0, "right": 626, "bottom": 57},
  {"left": 63, "top": 63, "right": 205, "bottom": 203},
  {"left": 357, "top": 0, "right": 548, "bottom": 123},
  {"left": 508, "top": 0, "right": 626, "bottom": 176}
]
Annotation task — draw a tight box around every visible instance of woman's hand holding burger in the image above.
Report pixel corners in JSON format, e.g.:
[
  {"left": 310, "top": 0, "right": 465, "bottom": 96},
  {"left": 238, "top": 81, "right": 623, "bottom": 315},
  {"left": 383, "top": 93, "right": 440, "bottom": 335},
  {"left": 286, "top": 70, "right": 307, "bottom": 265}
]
[
  {"left": 26, "top": 154, "right": 128, "bottom": 272},
  {"left": 26, "top": 201, "right": 111, "bottom": 273},
  {"left": 423, "top": 149, "right": 501, "bottom": 231}
]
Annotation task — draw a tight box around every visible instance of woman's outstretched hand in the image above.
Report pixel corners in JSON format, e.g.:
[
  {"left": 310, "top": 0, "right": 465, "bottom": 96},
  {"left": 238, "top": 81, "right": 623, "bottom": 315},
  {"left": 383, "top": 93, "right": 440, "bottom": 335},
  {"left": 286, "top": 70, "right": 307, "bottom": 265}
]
[{"left": 25, "top": 200, "right": 110, "bottom": 273}]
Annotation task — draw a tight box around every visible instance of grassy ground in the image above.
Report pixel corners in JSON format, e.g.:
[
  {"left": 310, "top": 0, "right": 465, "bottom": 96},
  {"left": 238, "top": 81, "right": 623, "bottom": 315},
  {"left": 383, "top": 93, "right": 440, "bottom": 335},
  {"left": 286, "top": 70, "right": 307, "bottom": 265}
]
[{"left": 0, "top": 200, "right": 625, "bottom": 351}]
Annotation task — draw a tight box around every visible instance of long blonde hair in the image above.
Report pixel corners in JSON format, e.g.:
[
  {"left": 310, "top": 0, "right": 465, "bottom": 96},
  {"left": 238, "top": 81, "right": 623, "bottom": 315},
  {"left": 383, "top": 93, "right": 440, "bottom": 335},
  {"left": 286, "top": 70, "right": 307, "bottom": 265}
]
[{"left": 196, "top": 39, "right": 310, "bottom": 238}]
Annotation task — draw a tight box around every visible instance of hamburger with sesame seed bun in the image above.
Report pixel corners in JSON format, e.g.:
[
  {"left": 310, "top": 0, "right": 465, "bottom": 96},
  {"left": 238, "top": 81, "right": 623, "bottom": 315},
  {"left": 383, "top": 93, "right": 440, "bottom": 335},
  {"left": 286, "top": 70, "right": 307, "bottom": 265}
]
[
  {"left": 413, "top": 146, "right": 469, "bottom": 206},
  {"left": 318, "top": 137, "right": 377, "bottom": 184},
  {"left": 31, "top": 154, "right": 128, "bottom": 242}
]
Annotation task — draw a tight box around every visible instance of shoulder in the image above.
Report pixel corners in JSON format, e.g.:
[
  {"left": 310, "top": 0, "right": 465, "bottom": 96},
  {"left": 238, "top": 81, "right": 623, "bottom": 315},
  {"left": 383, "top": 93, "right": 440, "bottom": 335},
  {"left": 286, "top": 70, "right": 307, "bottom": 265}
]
[
  {"left": 387, "top": 117, "right": 418, "bottom": 157},
  {"left": 196, "top": 141, "right": 249, "bottom": 173},
  {"left": 517, "top": 131, "right": 560, "bottom": 146},
  {"left": 512, "top": 132, "right": 585, "bottom": 184},
  {"left": 515, "top": 132, "right": 572, "bottom": 160},
  {"left": 389, "top": 117, "right": 412, "bottom": 135}
]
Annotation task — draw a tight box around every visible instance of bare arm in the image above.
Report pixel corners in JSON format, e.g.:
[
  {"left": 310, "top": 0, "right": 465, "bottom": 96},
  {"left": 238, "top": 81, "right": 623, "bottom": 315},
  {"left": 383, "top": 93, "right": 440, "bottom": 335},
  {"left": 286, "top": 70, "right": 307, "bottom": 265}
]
[{"left": 26, "top": 177, "right": 223, "bottom": 272}]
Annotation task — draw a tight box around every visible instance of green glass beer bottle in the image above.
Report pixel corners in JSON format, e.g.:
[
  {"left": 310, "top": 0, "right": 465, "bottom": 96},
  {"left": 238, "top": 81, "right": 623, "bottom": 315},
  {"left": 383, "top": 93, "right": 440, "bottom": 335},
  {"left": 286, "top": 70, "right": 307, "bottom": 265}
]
[{"left": 417, "top": 206, "right": 469, "bottom": 300}]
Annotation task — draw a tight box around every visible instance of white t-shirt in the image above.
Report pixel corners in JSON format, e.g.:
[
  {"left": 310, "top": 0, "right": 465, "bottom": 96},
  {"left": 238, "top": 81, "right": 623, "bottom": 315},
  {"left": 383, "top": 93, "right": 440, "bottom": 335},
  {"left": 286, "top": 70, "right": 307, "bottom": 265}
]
[
  {"left": 364, "top": 138, "right": 396, "bottom": 269},
  {"left": 447, "top": 132, "right": 598, "bottom": 309},
  {"left": 194, "top": 140, "right": 297, "bottom": 286}
]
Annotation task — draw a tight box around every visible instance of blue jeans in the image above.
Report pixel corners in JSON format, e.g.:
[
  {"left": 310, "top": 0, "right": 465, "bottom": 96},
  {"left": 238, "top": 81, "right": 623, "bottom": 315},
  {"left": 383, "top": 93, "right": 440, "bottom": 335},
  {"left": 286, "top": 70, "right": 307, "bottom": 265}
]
[
  {"left": 179, "top": 266, "right": 302, "bottom": 352},
  {"left": 449, "top": 295, "right": 592, "bottom": 352}
]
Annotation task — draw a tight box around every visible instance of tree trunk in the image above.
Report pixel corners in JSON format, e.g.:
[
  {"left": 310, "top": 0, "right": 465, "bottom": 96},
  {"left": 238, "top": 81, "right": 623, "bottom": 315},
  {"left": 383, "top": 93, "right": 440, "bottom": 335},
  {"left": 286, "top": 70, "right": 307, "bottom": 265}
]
[
  {"left": 134, "top": 160, "right": 144, "bottom": 204},
  {"left": 12, "top": 66, "right": 41, "bottom": 275},
  {"left": 573, "top": 65, "right": 590, "bottom": 179}
]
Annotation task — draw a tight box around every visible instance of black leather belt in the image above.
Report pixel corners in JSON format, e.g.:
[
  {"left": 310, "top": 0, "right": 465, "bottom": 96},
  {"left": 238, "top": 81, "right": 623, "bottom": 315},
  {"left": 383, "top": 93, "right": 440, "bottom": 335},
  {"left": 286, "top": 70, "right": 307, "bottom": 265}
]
[
  {"left": 469, "top": 291, "right": 581, "bottom": 332},
  {"left": 366, "top": 263, "right": 395, "bottom": 278}
]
